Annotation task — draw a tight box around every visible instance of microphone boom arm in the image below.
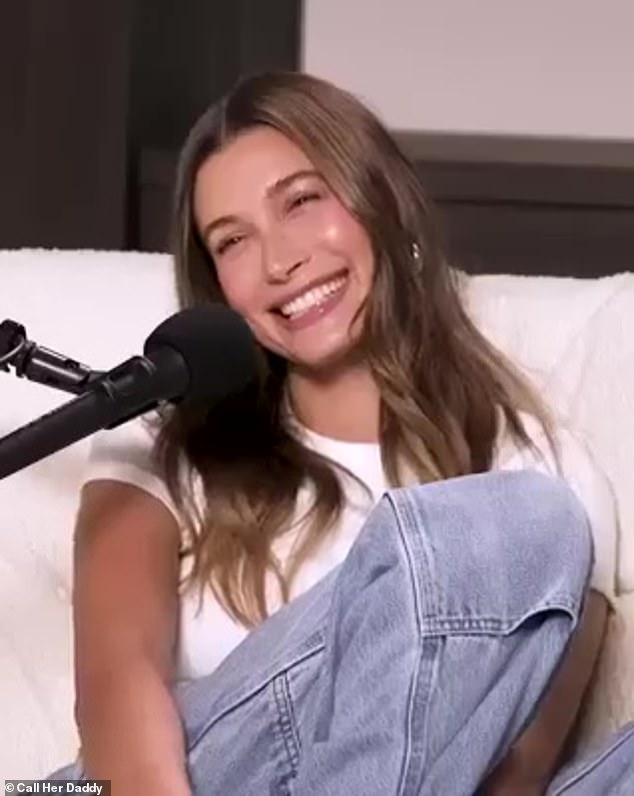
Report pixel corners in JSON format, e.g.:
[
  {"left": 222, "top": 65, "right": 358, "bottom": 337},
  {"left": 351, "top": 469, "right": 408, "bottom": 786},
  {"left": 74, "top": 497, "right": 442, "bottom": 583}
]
[
  {"left": 0, "top": 350, "right": 183, "bottom": 480},
  {"left": 0, "top": 319, "right": 105, "bottom": 395}
]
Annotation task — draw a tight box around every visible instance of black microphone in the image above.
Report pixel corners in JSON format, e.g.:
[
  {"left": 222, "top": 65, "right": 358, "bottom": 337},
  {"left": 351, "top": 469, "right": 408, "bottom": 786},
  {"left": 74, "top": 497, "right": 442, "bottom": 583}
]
[
  {"left": 0, "top": 304, "right": 258, "bottom": 480},
  {"left": 0, "top": 319, "right": 103, "bottom": 394}
]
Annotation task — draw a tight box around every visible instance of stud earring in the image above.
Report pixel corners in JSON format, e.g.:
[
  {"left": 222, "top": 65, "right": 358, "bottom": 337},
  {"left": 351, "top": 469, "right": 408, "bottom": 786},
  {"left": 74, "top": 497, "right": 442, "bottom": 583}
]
[{"left": 411, "top": 241, "right": 422, "bottom": 269}]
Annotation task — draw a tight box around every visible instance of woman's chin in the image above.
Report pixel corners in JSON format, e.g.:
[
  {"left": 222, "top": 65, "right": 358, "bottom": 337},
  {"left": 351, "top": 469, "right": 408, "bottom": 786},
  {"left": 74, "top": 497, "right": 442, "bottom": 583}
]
[
  {"left": 259, "top": 314, "right": 366, "bottom": 377},
  {"left": 286, "top": 339, "right": 364, "bottom": 380}
]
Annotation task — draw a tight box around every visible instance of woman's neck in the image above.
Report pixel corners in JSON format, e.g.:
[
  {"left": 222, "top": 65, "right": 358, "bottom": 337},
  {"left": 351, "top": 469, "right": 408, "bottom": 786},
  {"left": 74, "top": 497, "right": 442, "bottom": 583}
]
[{"left": 288, "top": 363, "right": 380, "bottom": 443}]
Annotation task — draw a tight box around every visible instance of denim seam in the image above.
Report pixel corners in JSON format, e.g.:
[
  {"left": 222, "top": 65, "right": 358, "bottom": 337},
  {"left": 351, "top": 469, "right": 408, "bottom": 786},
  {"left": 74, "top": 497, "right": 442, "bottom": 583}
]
[
  {"left": 421, "top": 596, "right": 580, "bottom": 635},
  {"left": 387, "top": 491, "right": 437, "bottom": 796},
  {"left": 284, "top": 671, "right": 302, "bottom": 756},
  {"left": 188, "top": 639, "right": 325, "bottom": 754},
  {"left": 273, "top": 672, "right": 301, "bottom": 775}
]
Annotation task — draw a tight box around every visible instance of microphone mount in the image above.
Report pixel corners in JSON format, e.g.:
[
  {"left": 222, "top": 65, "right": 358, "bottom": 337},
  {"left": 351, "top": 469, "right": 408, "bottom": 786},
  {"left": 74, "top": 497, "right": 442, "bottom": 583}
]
[{"left": 0, "top": 318, "right": 105, "bottom": 395}]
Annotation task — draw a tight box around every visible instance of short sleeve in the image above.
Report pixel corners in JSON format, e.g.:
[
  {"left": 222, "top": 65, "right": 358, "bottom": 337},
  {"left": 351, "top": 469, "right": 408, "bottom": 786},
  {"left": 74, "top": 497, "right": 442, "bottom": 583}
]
[
  {"left": 497, "top": 417, "right": 619, "bottom": 608},
  {"left": 83, "top": 412, "right": 180, "bottom": 522}
]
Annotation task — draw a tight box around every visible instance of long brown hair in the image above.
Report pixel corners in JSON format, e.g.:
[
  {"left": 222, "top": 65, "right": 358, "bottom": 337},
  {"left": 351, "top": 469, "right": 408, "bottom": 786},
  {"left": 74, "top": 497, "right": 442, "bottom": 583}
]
[{"left": 156, "top": 71, "right": 555, "bottom": 627}]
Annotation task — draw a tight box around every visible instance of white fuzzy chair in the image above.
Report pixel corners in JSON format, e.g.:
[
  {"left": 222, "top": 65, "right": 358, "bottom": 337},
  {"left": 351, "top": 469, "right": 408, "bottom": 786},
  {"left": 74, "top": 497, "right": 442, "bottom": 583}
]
[{"left": 0, "top": 249, "right": 633, "bottom": 779}]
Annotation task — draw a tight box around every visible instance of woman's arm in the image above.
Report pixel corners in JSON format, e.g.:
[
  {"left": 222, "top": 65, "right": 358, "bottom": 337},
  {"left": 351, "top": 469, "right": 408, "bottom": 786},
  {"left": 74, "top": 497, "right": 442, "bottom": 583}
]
[
  {"left": 73, "top": 479, "right": 191, "bottom": 795},
  {"left": 483, "top": 589, "right": 609, "bottom": 795}
]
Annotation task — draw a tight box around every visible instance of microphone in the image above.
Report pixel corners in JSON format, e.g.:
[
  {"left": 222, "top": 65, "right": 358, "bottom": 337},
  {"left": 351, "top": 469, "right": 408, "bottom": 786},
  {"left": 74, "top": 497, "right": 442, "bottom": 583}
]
[
  {"left": 0, "top": 319, "right": 103, "bottom": 394},
  {"left": 0, "top": 304, "right": 258, "bottom": 480}
]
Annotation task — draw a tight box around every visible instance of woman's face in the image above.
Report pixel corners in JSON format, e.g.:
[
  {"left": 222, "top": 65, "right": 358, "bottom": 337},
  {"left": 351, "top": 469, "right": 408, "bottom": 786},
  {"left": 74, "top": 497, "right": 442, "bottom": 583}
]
[{"left": 193, "top": 126, "right": 374, "bottom": 374}]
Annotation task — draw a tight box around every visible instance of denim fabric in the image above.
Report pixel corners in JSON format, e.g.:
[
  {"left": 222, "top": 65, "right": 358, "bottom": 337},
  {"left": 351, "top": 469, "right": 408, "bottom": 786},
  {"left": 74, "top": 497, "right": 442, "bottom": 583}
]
[
  {"left": 49, "top": 470, "right": 634, "bottom": 794},
  {"left": 547, "top": 722, "right": 634, "bottom": 795}
]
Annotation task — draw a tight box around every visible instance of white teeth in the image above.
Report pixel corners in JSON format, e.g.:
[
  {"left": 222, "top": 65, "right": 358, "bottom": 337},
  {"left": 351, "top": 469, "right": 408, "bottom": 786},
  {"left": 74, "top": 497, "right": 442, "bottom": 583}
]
[{"left": 279, "top": 277, "right": 346, "bottom": 318}]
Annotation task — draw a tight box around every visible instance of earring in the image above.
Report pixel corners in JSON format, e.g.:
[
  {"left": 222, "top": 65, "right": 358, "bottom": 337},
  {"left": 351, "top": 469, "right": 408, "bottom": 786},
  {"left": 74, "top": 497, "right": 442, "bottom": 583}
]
[{"left": 411, "top": 241, "right": 422, "bottom": 269}]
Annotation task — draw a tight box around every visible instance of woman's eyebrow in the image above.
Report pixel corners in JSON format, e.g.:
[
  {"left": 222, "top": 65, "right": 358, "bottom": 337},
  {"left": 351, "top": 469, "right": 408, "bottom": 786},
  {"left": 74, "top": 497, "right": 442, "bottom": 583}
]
[
  {"left": 265, "top": 168, "right": 321, "bottom": 198},
  {"left": 201, "top": 169, "right": 322, "bottom": 241}
]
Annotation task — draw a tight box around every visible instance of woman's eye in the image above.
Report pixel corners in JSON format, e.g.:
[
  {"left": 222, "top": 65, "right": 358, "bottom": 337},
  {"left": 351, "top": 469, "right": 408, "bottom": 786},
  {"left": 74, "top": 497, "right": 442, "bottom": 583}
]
[
  {"left": 216, "top": 235, "right": 243, "bottom": 255},
  {"left": 288, "top": 192, "right": 321, "bottom": 211}
]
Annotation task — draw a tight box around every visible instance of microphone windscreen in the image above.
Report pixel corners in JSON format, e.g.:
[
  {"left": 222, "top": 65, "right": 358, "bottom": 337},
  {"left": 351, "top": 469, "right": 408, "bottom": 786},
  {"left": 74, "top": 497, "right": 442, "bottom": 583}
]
[{"left": 144, "top": 304, "right": 258, "bottom": 406}]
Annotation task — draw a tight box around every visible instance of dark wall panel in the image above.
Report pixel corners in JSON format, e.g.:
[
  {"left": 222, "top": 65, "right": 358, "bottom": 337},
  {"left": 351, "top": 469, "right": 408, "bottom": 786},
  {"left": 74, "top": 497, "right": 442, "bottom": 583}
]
[
  {"left": 0, "top": 0, "right": 302, "bottom": 251},
  {"left": 0, "top": 0, "right": 132, "bottom": 249},
  {"left": 411, "top": 149, "right": 634, "bottom": 277},
  {"left": 438, "top": 203, "right": 634, "bottom": 277}
]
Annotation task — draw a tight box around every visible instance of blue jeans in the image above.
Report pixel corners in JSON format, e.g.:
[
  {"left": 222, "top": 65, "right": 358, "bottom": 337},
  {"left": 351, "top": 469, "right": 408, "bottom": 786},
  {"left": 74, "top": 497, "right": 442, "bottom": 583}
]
[{"left": 50, "top": 471, "right": 634, "bottom": 794}]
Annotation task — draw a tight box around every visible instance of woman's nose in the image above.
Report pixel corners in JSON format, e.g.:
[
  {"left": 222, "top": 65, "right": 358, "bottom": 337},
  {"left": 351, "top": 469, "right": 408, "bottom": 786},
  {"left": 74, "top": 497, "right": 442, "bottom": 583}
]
[{"left": 262, "top": 231, "right": 307, "bottom": 282}]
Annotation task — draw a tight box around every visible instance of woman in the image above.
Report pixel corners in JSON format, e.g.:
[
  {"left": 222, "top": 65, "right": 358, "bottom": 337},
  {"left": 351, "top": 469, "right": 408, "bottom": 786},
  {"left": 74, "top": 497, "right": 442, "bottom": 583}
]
[{"left": 51, "top": 72, "right": 631, "bottom": 794}]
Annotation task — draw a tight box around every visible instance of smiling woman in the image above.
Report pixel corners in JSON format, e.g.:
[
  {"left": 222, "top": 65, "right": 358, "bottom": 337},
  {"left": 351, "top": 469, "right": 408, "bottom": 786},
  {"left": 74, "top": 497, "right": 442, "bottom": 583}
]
[
  {"left": 193, "top": 128, "right": 374, "bottom": 370},
  {"left": 47, "top": 71, "right": 633, "bottom": 795},
  {"left": 164, "top": 72, "right": 568, "bottom": 628}
]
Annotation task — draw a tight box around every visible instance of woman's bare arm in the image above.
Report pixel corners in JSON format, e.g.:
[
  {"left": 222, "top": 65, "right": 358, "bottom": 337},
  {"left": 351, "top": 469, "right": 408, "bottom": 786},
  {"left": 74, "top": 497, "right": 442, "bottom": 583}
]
[{"left": 73, "top": 480, "right": 191, "bottom": 795}]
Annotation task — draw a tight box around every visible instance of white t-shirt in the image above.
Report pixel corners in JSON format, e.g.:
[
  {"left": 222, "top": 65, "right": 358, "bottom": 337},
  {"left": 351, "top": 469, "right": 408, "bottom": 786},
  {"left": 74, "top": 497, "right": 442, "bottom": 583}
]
[{"left": 84, "top": 411, "right": 618, "bottom": 681}]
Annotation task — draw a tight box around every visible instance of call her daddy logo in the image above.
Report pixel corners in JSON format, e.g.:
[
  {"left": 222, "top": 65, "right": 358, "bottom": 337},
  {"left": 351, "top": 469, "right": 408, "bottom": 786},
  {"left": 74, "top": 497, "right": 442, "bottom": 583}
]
[{"left": 4, "top": 783, "right": 109, "bottom": 795}]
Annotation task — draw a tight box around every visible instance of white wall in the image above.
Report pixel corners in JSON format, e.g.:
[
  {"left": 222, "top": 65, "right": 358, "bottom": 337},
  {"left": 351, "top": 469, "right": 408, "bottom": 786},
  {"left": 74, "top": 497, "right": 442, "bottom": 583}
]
[{"left": 302, "top": 0, "right": 634, "bottom": 141}]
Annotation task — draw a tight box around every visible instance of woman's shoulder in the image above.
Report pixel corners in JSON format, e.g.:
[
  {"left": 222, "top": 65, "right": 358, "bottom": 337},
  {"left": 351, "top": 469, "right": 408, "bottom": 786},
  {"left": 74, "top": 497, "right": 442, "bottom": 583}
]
[
  {"left": 83, "top": 411, "right": 180, "bottom": 521},
  {"left": 495, "top": 412, "right": 615, "bottom": 516},
  {"left": 496, "top": 413, "right": 608, "bottom": 486},
  {"left": 87, "top": 410, "right": 161, "bottom": 472}
]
